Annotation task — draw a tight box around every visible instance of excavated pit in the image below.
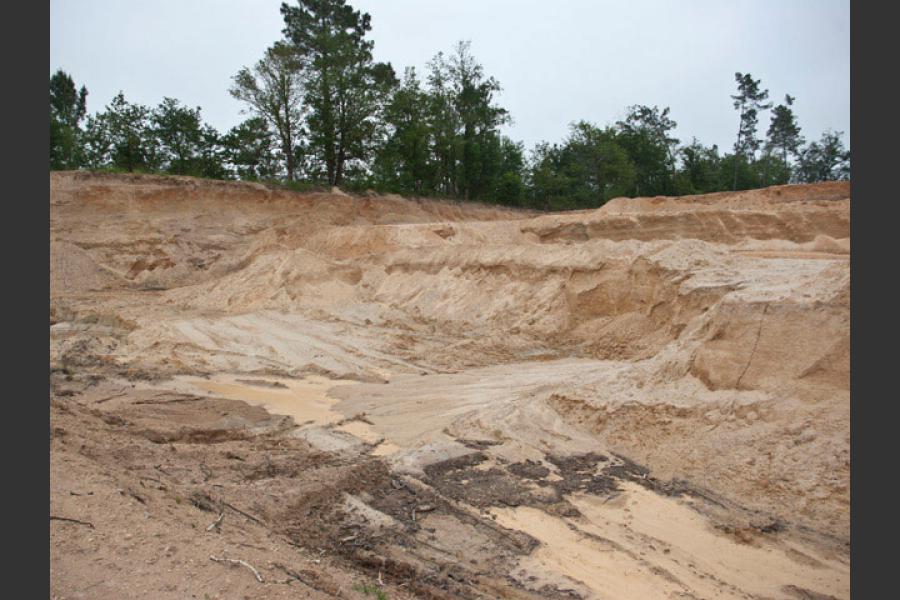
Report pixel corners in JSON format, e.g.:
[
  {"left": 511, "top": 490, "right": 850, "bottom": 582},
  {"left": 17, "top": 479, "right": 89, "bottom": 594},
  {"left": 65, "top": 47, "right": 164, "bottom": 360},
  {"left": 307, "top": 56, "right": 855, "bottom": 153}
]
[{"left": 50, "top": 171, "right": 850, "bottom": 600}]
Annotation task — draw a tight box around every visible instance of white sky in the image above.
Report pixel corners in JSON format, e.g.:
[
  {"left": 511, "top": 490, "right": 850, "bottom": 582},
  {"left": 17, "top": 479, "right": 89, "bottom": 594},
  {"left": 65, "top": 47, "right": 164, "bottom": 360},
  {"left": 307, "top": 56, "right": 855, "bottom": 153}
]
[{"left": 50, "top": 0, "right": 850, "bottom": 153}]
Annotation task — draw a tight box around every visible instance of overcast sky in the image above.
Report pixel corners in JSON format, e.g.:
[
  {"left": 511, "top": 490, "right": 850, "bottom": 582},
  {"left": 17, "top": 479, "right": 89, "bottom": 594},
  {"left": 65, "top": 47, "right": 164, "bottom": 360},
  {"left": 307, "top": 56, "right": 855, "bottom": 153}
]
[{"left": 50, "top": 0, "right": 849, "bottom": 153}]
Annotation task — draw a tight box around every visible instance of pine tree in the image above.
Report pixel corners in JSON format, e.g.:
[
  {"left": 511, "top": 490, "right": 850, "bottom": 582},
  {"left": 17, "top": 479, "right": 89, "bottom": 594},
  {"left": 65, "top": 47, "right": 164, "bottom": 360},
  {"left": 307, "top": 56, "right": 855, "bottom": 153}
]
[
  {"left": 99, "top": 93, "right": 157, "bottom": 172},
  {"left": 731, "top": 72, "right": 772, "bottom": 190},
  {"left": 280, "top": 0, "right": 397, "bottom": 186},
  {"left": 151, "top": 97, "right": 204, "bottom": 175},
  {"left": 230, "top": 42, "right": 305, "bottom": 181},
  {"left": 765, "top": 95, "right": 804, "bottom": 184},
  {"left": 223, "top": 118, "right": 280, "bottom": 180},
  {"left": 375, "top": 67, "right": 434, "bottom": 194}
]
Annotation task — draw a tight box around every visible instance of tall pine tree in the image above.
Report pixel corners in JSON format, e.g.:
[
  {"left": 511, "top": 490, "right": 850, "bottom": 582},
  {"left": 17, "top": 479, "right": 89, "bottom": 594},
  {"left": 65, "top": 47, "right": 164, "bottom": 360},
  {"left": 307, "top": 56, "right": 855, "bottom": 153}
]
[
  {"left": 230, "top": 42, "right": 306, "bottom": 181},
  {"left": 766, "top": 94, "right": 804, "bottom": 184},
  {"left": 280, "top": 0, "right": 397, "bottom": 186},
  {"left": 731, "top": 72, "right": 772, "bottom": 190}
]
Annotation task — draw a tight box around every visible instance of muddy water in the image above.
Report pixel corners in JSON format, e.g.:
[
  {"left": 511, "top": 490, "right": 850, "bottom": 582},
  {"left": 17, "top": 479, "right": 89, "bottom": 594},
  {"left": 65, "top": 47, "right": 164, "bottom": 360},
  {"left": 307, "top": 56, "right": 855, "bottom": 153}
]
[{"left": 185, "top": 375, "right": 400, "bottom": 455}]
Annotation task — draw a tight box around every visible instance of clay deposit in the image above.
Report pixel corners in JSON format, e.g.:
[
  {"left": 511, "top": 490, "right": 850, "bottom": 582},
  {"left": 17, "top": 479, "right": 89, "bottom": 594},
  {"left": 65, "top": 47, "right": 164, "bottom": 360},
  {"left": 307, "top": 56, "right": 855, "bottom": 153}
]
[{"left": 50, "top": 171, "right": 850, "bottom": 600}]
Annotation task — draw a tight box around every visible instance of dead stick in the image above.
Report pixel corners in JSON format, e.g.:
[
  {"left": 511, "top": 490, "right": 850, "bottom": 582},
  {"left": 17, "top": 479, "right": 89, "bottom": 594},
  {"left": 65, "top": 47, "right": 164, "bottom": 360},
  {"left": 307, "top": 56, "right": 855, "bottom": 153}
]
[
  {"left": 50, "top": 516, "right": 95, "bottom": 528},
  {"left": 206, "top": 512, "right": 224, "bottom": 532},
  {"left": 223, "top": 502, "right": 266, "bottom": 526},
  {"left": 95, "top": 391, "right": 127, "bottom": 404},
  {"left": 209, "top": 555, "right": 264, "bottom": 583}
]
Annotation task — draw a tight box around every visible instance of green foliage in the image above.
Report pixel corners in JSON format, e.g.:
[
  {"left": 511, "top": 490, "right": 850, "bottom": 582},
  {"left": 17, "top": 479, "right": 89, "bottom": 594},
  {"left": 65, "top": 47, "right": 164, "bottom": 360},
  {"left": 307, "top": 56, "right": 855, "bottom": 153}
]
[
  {"left": 731, "top": 72, "right": 773, "bottom": 189},
  {"left": 527, "top": 122, "right": 635, "bottom": 210},
  {"left": 196, "top": 124, "right": 230, "bottom": 180},
  {"left": 615, "top": 105, "right": 678, "bottom": 196},
  {"left": 352, "top": 582, "right": 388, "bottom": 600},
  {"left": 488, "top": 137, "right": 527, "bottom": 205},
  {"left": 281, "top": 0, "right": 397, "bottom": 185},
  {"left": 94, "top": 93, "right": 159, "bottom": 172},
  {"left": 152, "top": 97, "right": 205, "bottom": 175},
  {"left": 373, "top": 67, "right": 434, "bottom": 194},
  {"left": 230, "top": 42, "right": 306, "bottom": 181},
  {"left": 50, "top": 2, "right": 849, "bottom": 210},
  {"left": 796, "top": 130, "right": 850, "bottom": 182},
  {"left": 223, "top": 117, "right": 280, "bottom": 180},
  {"left": 445, "top": 41, "right": 509, "bottom": 200},
  {"left": 766, "top": 95, "right": 804, "bottom": 184},
  {"left": 50, "top": 69, "right": 88, "bottom": 169},
  {"left": 673, "top": 139, "right": 722, "bottom": 195},
  {"left": 371, "top": 40, "right": 515, "bottom": 204}
]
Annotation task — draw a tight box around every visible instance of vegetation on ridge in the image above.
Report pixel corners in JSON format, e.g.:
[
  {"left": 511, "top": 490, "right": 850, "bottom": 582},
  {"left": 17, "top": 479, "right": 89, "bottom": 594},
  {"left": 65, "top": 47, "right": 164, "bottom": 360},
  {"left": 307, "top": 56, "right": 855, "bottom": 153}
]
[{"left": 50, "top": 0, "right": 850, "bottom": 210}]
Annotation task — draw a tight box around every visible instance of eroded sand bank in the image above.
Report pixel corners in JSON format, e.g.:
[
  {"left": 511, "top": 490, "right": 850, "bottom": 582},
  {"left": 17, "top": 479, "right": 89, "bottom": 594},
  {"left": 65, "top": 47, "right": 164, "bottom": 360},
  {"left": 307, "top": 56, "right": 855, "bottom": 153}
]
[{"left": 51, "top": 172, "right": 850, "bottom": 599}]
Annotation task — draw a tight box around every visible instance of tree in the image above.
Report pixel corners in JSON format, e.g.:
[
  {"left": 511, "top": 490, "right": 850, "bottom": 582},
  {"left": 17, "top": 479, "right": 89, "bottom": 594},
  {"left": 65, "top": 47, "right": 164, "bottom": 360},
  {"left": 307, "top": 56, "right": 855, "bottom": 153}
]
[
  {"left": 196, "top": 124, "right": 229, "bottom": 180},
  {"left": 796, "top": 131, "right": 850, "bottom": 182},
  {"left": 528, "top": 142, "right": 570, "bottom": 210},
  {"left": 374, "top": 67, "right": 435, "bottom": 194},
  {"left": 50, "top": 69, "right": 88, "bottom": 169},
  {"left": 425, "top": 51, "right": 461, "bottom": 196},
  {"left": 751, "top": 151, "right": 790, "bottom": 188},
  {"left": 447, "top": 41, "right": 509, "bottom": 200},
  {"left": 616, "top": 105, "right": 679, "bottom": 196},
  {"left": 230, "top": 42, "right": 306, "bottom": 181},
  {"left": 152, "top": 97, "right": 204, "bottom": 175},
  {"left": 527, "top": 122, "right": 634, "bottom": 210},
  {"left": 765, "top": 94, "right": 804, "bottom": 183},
  {"left": 281, "top": 0, "right": 397, "bottom": 186},
  {"left": 81, "top": 114, "right": 112, "bottom": 169},
  {"left": 564, "top": 122, "right": 635, "bottom": 206},
  {"left": 731, "top": 72, "right": 772, "bottom": 190},
  {"left": 489, "top": 136, "right": 526, "bottom": 205},
  {"left": 91, "top": 92, "right": 157, "bottom": 172},
  {"left": 674, "top": 139, "right": 722, "bottom": 195},
  {"left": 223, "top": 117, "right": 280, "bottom": 180}
]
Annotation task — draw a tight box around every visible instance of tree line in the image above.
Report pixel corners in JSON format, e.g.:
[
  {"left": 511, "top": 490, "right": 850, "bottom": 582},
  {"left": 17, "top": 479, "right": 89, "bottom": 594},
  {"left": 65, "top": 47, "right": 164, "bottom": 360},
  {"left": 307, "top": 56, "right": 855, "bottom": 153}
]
[{"left": 50, "top": 0, "right": 850, "bottom": 211}]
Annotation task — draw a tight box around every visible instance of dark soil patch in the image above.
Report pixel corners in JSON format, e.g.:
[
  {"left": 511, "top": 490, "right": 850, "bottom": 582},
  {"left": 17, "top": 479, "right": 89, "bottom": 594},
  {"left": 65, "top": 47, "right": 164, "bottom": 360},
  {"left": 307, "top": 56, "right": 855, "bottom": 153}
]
[{"left": 508, "top": 460, "right": 551, "bottom": 480}]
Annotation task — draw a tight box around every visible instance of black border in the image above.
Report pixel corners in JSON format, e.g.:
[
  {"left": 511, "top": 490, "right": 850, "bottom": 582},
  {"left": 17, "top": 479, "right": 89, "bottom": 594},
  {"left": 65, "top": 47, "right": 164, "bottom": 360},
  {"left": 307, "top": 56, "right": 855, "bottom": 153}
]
[
  {"left": 849, "top": 2, "right": 891, "bottom": 597},
  {"left": 12, "top": 1, "right": 51, "bottom": 596}
]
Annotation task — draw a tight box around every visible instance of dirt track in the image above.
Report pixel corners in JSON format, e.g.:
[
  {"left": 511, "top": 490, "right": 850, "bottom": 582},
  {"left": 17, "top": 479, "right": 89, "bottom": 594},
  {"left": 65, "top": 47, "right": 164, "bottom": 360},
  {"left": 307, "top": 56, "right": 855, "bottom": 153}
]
[{"left": 50, "top": 171, "right": 850, "bottom": 599}]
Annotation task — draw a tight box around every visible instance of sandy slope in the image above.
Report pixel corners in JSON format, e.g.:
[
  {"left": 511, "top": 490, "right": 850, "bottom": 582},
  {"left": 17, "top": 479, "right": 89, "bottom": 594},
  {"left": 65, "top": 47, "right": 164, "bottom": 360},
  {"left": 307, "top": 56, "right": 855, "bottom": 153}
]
[{"left": 50, "top": 171, "right": 850, "bottom": 599}]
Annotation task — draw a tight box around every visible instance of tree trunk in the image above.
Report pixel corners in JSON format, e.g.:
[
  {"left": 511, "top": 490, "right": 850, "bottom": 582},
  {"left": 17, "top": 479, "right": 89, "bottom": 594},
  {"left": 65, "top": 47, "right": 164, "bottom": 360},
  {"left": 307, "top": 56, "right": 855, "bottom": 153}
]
[
  {"left": 733, "top": 107, "right": 744, "bottom": 191},
  {"left": 285, "top": 145, "right": 295, "bottom": 182}
]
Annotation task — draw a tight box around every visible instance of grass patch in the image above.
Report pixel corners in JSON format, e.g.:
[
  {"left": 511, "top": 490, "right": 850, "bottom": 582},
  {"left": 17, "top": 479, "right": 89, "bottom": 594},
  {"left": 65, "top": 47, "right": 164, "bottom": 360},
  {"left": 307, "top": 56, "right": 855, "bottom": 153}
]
[{"left": 352, "top": 582, "right": 388, "bottom": 600}]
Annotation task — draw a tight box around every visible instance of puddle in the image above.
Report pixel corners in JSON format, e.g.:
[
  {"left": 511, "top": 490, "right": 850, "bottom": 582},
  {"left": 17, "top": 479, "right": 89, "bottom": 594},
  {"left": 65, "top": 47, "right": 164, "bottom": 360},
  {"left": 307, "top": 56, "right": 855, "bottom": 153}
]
[
  {"left": 490, "top": 481, "right": 850, "bottom": 600},
  {"left": 491, "top": 503, "right": 681, "bottom": 598},
  {"left": 186, "top": 374, "right": 400, "bottom": 455}
]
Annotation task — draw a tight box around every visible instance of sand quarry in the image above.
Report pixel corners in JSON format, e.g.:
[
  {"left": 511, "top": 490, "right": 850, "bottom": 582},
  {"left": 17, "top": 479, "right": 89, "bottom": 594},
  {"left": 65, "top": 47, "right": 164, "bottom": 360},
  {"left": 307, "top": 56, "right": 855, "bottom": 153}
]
[{"left": 49, "top": 171, "right": 850, "bottom": 600}]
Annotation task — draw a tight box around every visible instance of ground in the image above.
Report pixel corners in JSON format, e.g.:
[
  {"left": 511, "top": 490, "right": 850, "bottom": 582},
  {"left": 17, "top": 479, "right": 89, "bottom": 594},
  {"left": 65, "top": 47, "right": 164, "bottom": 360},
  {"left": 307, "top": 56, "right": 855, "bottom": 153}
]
[{"left": 50, "top": 172, "right": 850, "bottom": 599}]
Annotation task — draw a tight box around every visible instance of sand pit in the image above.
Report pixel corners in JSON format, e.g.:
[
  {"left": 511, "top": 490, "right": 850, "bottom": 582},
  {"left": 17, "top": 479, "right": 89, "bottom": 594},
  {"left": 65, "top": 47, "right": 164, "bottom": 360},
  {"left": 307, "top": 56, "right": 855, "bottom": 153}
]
[{"left": 50, "top": 171, "right": 850, "bottom": 599}]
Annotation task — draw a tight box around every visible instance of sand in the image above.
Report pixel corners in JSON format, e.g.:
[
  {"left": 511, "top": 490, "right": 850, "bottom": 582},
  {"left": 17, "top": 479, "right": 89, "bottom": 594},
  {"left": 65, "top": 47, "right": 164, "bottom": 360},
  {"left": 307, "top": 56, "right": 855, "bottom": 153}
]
[{"left": 50, "top": 171, "right": 850, "bottom": 599}]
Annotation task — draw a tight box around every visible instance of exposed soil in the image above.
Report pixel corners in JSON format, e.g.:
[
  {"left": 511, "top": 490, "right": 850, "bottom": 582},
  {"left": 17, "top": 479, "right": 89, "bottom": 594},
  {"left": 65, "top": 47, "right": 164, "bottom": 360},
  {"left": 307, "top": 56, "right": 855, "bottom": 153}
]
[{"left": 50, "top": 171, "right": 850, "bottom": 599}]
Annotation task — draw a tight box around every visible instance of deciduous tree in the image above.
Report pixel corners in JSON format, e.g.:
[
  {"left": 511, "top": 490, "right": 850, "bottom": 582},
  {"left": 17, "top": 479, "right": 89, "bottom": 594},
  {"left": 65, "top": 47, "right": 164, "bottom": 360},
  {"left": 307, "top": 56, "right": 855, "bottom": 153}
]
[{"left": 50, "top": 69, "right": 88, "bottom": 169}]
